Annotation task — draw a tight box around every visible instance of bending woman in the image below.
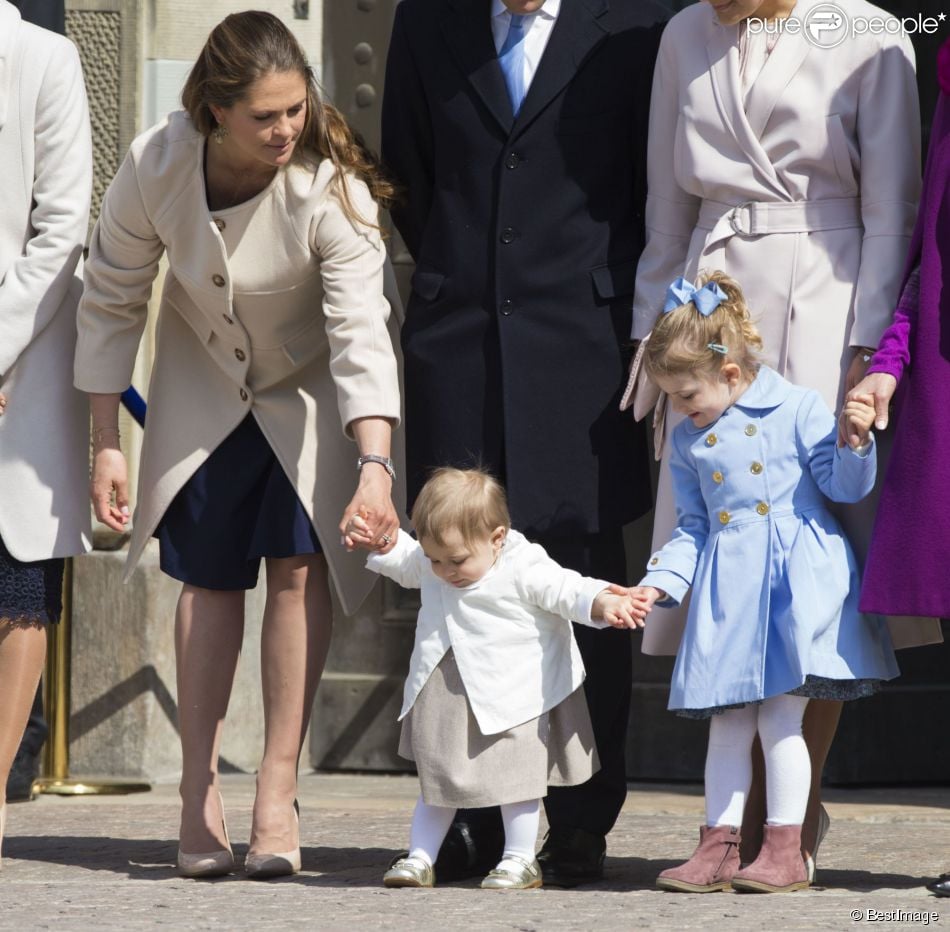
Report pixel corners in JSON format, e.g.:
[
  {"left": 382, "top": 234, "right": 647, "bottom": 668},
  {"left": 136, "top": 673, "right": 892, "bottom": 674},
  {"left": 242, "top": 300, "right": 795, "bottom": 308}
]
[{"left": 75, "top": 12, "right": 402, "bottom": 879}]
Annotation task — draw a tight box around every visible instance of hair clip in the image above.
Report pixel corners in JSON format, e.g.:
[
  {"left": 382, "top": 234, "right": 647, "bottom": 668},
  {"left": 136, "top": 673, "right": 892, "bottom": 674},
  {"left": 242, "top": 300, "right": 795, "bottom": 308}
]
[
  {"left": 707, "top": 343, "right": 728, "bottom": 355},
  {"left": 663, "top": 278, "right": 728, "bottom": 317}
]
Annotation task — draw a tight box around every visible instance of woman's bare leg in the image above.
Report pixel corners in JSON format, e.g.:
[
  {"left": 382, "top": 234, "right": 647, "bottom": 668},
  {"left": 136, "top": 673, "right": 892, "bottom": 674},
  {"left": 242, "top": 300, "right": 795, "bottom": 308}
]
[
  {"left": 0, "top": 620, "right": 47, "bottom": 794},
  {"left": 175, "top": 585, "right": 245, "bottom": 854},
  {"left": 249, "top": 554, "right": 332, "bottom": 856},
  {"left": 739, "top": 736, "right": 765, "bottom": 863},
  {"left": 801, "top": 699, "right": 842, "bottom": 856}
]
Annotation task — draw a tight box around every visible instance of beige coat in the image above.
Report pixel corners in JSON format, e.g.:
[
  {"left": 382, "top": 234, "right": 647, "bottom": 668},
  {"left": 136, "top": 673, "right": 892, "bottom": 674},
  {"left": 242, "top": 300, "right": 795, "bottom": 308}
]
[
  {"left": 75, "top": 112, "right": 403, "bottom": 615},
  {"left": 0, "top": 1, "right": 92, "bottom": 561},
  {"left": 631, "top": 0, "right": 937, "bottom": 654}
]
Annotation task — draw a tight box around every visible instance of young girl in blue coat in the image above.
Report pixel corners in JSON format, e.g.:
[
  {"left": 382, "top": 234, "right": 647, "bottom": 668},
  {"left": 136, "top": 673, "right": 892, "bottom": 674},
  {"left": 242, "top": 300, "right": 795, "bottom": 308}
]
[{"left": 632, "top": 271, "right": 899, "bottom": 894}]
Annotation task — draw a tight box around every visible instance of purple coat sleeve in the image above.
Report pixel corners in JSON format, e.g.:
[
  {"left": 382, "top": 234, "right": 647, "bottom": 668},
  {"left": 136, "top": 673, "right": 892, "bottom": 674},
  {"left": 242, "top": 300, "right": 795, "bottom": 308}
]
[{"left": 867, "top": 265, "right": 918, "bottom": 382}]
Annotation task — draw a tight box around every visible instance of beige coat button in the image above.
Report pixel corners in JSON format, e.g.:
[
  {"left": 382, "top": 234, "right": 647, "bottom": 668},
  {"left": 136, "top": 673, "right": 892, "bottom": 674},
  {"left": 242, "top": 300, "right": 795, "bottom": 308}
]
[
  {"left": 756, "top": 502, "right": 770, "bottom": 516},
  {"left": 234, "top": 348, "right": 246, "bottom": 361},
  {"left": 712, "top": 471, "right": 724, "bottom": 484},
  {"left": 212, "top": 273, "right": 226, "bottom": 287},
  {"left": 750, "top": 462, "right": 763, "bottom": 475},
  {"left": 222, "top": 314, "right": 234, "bottom": 325},
  {"left": 745, "top": 424, "right": 757, "bottom": 436},
  {"left": 719, "top": 511, "right": 730, "bottom": 524},
  {"left": 213, "top": 217, "right": 226, "bottom": 231},
  {"left": 239, "top": 388, "right": 248, "bottom": 401},
  {"left": 705, "top": 433, "right": 718, "bottom": 447}
]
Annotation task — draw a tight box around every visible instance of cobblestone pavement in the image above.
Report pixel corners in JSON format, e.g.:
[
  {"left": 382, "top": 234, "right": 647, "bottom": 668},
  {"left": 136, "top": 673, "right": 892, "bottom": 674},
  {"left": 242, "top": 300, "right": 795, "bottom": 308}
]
[{"left": 2, "top": 774, "right": 948, "bottom": 931}]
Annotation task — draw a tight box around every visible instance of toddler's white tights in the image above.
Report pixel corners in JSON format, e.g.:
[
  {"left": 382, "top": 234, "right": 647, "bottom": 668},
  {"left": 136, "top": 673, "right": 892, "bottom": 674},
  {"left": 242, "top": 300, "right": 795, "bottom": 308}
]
[
  {"left": 704, "top": 693, "right": 810, "bottom": 828},
  {"left": 407, "top": 796, "right": 541, "bottom": 869}
]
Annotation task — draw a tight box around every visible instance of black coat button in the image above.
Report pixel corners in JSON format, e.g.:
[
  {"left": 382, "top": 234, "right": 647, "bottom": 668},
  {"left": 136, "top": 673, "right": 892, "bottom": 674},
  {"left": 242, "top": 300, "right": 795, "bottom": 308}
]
[
  {"left": 505, "top": 152, "right": 520, "bottom": 169},
  {"left": 500, "top": 299, "right": 514, "bottom": 316},
  {"left": 500, "top": 227, "right": 516, "bottom": 244}
]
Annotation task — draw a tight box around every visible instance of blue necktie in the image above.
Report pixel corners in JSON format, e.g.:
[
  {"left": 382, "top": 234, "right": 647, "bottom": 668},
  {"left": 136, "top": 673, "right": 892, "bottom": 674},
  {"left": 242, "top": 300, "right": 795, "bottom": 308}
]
[{"left": 498, "top": 14, "right": 527, "bottom": 116}]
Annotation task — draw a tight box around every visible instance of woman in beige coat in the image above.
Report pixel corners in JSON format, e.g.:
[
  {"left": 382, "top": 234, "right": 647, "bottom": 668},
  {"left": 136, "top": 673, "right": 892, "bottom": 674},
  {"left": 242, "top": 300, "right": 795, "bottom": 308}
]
[
  {"left": 75, "top": 12, "right": 402, "bottom": 879},
  {"left": 630, "top": 0, "right": 926, "bottom": 874},
  {"left": 0, "top": 0, "right": 92, "bottom": 864}
]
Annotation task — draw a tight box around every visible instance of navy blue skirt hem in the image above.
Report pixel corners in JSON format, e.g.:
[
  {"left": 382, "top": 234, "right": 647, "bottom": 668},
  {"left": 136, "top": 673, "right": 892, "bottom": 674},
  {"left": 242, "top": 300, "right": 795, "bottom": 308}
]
[{"left": 155, "top": 414, "right": 322, "bottom": 591}]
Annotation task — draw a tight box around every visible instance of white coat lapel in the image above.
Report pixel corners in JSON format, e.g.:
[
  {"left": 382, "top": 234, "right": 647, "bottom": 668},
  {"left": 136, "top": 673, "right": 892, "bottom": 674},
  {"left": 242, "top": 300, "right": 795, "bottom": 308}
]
[
  {"left": 0, "top": 1, "right": 21, "bottom": 130},
  {"left": 706, "top": 19, "right": 787, "bottom": 199},
  {"left": 743, "top": 20, "right": 812, "bottom": 140}
]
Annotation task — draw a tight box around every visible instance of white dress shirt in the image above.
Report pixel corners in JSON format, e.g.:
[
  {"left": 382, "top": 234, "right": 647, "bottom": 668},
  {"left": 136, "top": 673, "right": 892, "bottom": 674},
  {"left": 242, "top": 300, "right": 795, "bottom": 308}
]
[
  {"left": 490, "top": 0, "right": 561, "bottom": 93},
  {"left": 366, "top": 528, "right": 611, "bottom": 735}
]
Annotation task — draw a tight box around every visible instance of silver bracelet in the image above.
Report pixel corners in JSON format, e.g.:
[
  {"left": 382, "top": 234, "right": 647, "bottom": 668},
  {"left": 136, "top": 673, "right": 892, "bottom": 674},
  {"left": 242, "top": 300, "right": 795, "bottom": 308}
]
[{"left": 357, "top": 454, "right": 396, "bottom": 482}]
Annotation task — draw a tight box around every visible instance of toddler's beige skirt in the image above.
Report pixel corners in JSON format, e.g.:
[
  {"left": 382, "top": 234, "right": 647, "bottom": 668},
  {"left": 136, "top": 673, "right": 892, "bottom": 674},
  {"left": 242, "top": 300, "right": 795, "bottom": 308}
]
[{"left": 399, "top": 649, "right": 599, "bottom": 808}]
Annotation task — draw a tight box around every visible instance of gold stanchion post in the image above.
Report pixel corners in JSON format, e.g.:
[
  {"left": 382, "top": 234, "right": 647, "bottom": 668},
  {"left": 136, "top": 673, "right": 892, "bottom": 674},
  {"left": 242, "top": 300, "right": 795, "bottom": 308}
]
[{"left": 35, "top": 558, "right": 150, "bottom": 796}]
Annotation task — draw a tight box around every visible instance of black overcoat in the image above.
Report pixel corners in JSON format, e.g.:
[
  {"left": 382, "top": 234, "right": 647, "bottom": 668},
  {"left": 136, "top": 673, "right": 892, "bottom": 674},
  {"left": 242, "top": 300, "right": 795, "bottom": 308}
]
[{"left": 382, "top": 0, "right": 666, "bottom": 537}]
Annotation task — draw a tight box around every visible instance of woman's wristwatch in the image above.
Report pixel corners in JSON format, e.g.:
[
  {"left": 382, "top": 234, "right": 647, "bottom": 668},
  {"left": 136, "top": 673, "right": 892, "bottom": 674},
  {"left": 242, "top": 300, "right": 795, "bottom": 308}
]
[
  {"left": 357, "top": 454, "right": 396, "bottom": 482},
  {"left": 856, "top": 346, "right": 877, "bottom": 363}
]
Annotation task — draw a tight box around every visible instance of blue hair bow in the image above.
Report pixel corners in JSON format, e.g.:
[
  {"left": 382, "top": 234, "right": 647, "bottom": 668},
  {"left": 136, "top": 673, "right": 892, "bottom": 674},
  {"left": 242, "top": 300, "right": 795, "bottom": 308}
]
[{"left": 663, "top": 277, "right": 728, "bottom": 317}]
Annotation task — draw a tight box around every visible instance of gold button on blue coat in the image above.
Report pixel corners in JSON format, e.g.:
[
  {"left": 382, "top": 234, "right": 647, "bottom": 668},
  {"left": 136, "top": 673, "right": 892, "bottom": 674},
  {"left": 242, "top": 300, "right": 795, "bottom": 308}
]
[
  {"left": 706, "top": 433, "right": 718, "bottom": 447},
  {"left": 756, "top": 502, "right": 770, "bottom": 516},
  {"left": 713, "top": 471, "right": 724, "bottom": 484},
  {"left": 745, "top": 424, "right": 757, "bottom": 437},
  {"left": 650, "top": 557, "right": 659, "bottom": 566},
  {"left": 719, "top": 511, "right": 730, "bottom": 524},
  {"left": 751, "top": 462, "right": 763, "bottom": 475}
]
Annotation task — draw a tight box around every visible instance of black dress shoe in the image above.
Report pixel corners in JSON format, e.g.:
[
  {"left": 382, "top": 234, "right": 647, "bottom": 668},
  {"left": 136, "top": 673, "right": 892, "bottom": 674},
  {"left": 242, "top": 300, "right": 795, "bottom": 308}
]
[
  {"left": 5, "top": 747, "right": 39, "bottom": 803},
  {"left": 433, "top": 817, "right": 505, "bottom": 882},
  {"left": 927, "top": 873, "right": 950, "bottom": 897},
  {"left": 536, "top": 826, "right": 606, "bottom": 888}
]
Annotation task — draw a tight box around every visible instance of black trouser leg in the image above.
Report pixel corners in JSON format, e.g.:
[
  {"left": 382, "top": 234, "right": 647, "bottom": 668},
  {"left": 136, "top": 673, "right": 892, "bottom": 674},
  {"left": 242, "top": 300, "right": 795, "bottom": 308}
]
[{"left": 536, "top": 529, "right": 631, "bottom": 838}]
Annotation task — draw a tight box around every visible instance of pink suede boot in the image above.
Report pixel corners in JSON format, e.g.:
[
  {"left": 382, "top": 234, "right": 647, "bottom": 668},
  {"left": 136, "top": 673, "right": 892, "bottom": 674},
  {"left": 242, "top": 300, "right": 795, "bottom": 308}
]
[
  {"left": 656, "top": 825, "right": 741, "bottom": 893},
  {"left": 731, "top": 823, "right": 810, "bottom": 893}
]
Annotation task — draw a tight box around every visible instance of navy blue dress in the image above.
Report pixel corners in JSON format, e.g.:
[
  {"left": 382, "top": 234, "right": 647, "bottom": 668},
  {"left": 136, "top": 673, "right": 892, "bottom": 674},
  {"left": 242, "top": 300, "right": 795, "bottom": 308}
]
[{"left": 155, "top": 414, "right": 321, "bottom": 590}]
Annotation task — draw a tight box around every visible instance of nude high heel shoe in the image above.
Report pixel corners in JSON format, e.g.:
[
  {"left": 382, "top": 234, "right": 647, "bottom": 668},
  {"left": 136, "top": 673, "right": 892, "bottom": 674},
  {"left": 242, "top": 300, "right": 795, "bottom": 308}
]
[
  {"left": 245, "top": 799, "right": 301, "bottom": 880},
  {"left": 803, "top": 803, "right": 830, "bottom": 884},
  {"left": 177, "top": 792, "right": 234, "bottom": 879}
]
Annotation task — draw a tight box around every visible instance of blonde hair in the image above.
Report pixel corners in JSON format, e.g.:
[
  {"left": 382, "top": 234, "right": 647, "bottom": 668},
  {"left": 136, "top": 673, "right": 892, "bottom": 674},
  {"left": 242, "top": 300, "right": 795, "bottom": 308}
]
[
  {"left": 644, "top": 270, "right": 763, "bottom": 382},
  {"left": 411, "top": 468, "right": 511, "bottom": 547},
  {"left": 181, "top": 11, "right": 396, "bottom": 228}
]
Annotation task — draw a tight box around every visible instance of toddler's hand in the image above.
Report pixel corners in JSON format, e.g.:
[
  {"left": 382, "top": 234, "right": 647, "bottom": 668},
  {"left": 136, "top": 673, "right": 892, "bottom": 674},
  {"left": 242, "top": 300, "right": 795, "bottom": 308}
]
[
  {"left": 0, "top": 392, "right": 6, "bottom": 415},
  {"left": 840, "top": 394, "right": 875, "bottom": 451},
  {"left": 595, "top": 585, "right": 660, "bottom": 629},
  {"left": 594, "top": 591, "right": 646, "bottom": 629},
  {"left": 341, "top": 506, "right": 375, "bottom": 549}
]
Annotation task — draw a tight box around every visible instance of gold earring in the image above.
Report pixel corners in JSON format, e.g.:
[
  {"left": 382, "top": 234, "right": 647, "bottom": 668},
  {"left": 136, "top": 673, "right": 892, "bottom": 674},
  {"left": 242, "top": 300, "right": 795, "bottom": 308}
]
[{"left": 212, "top": 123, "right": 229, "bottom": 145}]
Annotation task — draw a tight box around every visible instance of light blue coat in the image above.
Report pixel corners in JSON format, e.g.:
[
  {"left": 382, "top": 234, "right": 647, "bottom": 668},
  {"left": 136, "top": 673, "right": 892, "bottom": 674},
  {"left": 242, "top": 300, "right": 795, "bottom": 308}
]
[{"left": 640, "top": 366, "right": 899, "bottom": 712}]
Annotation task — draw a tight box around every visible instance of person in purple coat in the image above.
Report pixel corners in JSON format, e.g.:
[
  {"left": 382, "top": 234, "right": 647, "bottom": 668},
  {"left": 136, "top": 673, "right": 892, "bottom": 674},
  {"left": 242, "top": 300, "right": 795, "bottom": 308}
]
[{"left": 848, "top": 38, "right": 950, "bottom": 900}]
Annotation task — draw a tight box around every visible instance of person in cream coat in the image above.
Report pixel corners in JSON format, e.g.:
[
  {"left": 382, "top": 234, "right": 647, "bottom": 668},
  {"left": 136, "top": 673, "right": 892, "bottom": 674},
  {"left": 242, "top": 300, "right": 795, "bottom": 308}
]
[
  {"left": 0, "top": 0, "right": 92, "bottom": 863},
  {"left": 75, "top": 12, "right": 403, "bottom": 879},
  {"left": 629, "top": 0, "right": 927, "bottom": 876}
]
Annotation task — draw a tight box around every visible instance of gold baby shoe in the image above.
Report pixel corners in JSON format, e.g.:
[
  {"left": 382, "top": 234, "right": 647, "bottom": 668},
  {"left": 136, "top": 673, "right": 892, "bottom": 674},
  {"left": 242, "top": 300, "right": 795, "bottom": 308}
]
[
  {"left": 480, "top": 855, "right": 543, "bottom": 890},
  {"left": 383, "top": 856, "right": 435, "bottom": 888}
]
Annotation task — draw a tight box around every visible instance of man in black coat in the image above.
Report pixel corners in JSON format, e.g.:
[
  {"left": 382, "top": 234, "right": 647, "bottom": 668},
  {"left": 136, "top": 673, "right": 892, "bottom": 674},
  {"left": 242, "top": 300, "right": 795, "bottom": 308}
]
[{"left": 382, "top": 0, "right": 666, "bottom": 886}]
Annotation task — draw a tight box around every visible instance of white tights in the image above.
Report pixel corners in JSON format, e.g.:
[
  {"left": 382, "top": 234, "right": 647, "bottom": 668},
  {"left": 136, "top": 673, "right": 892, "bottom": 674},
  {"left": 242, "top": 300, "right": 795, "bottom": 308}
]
[
  {"left": 704, "top": 693, "right": 810, "bottom": 828},
  {"left": 407, "top": 796, "right": 541, "bottom": 868}
]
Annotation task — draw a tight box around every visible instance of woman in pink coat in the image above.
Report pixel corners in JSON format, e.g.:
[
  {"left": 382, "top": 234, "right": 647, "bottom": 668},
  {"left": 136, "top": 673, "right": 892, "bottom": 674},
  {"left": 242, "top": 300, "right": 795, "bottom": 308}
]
[{"left": 630, "top": 0, "right": 924, "bottom": 876}]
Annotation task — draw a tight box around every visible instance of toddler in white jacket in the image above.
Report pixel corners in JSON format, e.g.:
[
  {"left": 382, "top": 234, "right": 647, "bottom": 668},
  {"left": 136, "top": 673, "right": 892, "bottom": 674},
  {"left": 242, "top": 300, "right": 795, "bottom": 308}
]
[{"left": 361, "top": 467, "right": 645, "bottom": 890}]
